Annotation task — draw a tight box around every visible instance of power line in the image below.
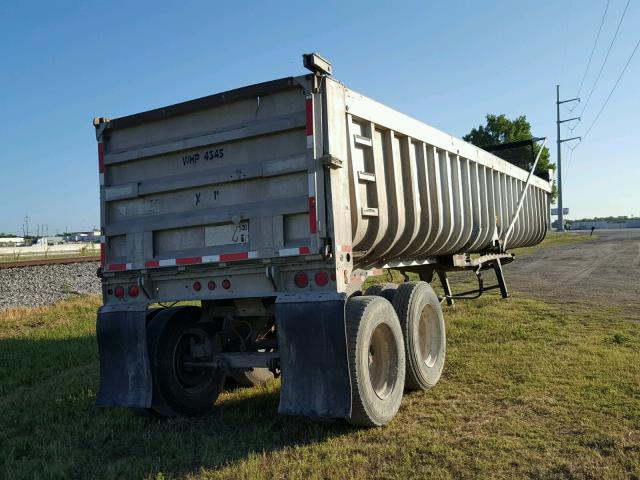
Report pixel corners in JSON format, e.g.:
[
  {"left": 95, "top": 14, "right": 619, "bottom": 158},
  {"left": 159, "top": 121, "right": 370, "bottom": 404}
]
[
  {"left": 563, "top": 143, "right": 578, "bottom": 184},
  {"left": 580, "top": 0, "right": 631, "bottom": 116},
  {"left": 581, "top": 35, "right": 640, "bottom": 143},
  {"left": 576, "top": 0, "right": 610, "bottom": 97}
]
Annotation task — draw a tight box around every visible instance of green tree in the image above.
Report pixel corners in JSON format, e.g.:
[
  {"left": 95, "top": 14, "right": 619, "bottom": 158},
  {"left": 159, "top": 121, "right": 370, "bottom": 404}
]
[{"left": 463, "top": 114, "right": 555, "bottom": 177}]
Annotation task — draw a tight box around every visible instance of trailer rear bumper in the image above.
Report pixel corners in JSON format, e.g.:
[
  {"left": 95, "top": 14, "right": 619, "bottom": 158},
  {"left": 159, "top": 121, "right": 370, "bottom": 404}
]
[
  {"left": 95, "top": 306, "right": 152, "bottom": 408},
  {"left": 276, "top": 298, "right": 351, "bottom": 419}
]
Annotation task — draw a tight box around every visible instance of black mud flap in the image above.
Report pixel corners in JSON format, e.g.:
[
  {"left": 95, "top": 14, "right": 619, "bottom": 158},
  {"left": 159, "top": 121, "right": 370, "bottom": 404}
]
[
  {"left": 95, "top": 306, "right": 152, "bottom": 408},
  {"left": 276, "top": 299, "right": 351, "bottom": 418}
]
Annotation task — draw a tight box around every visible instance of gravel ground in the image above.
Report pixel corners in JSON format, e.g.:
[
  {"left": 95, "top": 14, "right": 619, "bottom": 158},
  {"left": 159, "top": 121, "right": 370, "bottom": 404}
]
[
  {"left": 2, "top": 230, "right": 638, "bottom": 314},
  {"left": 0, "top": 262, "right": 101, "bottom": 311},
  {"left": 505, "top": 229, "right": 640, "bottom": 317}
]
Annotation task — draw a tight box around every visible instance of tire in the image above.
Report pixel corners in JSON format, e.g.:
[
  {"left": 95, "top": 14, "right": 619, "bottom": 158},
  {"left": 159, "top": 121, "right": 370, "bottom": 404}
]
[
  {"left": 146, "top": 306, "right": 225, "bottom": 416},
  {"left": 392, "top": 282, "right": 446, "bottom": 391},
  {"left": 230, "top": 368, "right": 274, "bottom": 387},
  {"left": 364, "top": 283, "right": 398, "bottom": 303},
  {"left": 346, "top": 296, "right": 405, "bottom": 427}
]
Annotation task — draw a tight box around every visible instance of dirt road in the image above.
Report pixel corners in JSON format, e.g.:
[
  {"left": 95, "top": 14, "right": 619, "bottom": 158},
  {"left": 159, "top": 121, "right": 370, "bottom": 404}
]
[{"left": 505, "top": 229, "right": 640, "bottom": 317}]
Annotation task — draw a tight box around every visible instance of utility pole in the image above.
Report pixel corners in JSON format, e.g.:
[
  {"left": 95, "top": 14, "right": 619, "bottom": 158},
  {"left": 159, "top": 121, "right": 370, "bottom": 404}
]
[{"left": 556, "top": 85, "right": 581, "bottom": 231}]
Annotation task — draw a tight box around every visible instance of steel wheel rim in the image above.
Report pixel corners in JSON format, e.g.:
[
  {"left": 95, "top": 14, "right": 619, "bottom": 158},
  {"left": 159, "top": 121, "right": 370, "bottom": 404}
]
[
  {"left": 418, "top": 304, "right": 439, "bottom": 368},
  {"left": 172, "top": 328, "right": 211, "bottom": 393},
  {"left": 368, "top": 323, "right": 398, "bottom": 400}
]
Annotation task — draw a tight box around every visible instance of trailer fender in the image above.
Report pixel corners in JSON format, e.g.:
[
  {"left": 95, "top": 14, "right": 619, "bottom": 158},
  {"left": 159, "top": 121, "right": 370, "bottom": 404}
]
[
  {"left": 95, "top": 306, "right": 152, "bottom": 408},
  {"left": 275, "top": 298, "right": 351, "bottom": 418}
]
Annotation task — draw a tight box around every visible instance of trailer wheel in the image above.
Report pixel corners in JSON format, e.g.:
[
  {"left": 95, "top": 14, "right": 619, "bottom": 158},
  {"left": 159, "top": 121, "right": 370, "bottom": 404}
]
[
  {"left": 364, "top": 283, "right": 398, "bottom": 303},
  {"left": 346, "top": 296, "right": 405, "bottom": 427},
  {"left": 392, "top": 282, "right": 446, "bottom": 391},
  {"left": 147, "top": 306, "right": 225, "bottom": 416}
]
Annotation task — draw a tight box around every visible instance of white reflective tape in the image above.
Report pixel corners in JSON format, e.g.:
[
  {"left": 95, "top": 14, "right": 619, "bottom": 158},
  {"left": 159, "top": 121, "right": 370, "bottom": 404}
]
[
  {"left": 278, "top": 247, "right": 299, "bottom": 257},
  {"left": 306, "top": 135, "right": 314, "bottom": 149},
  {"left": 126, "top": 263, "right": 133, "bottom": 270},
  {"left": 308, "top": 173, "right": 316, "bottom": 196},
  {"left": 202, "top": 255, "right": 220, "bottom": 263},
  {"left": 99, "top": 173, "right": 105, "bottom": 186},
  {"left": 248, "top": 251, "right": 259, "bottom": 259},
  {"left": 159, "top": 259, "right": 176, "bottom": 267}
]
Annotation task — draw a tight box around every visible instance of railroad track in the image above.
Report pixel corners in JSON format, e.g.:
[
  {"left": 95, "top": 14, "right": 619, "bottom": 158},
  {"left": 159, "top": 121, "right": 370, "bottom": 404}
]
[{"left": 0, "top": 256, "right": 101, "bottom": 270}]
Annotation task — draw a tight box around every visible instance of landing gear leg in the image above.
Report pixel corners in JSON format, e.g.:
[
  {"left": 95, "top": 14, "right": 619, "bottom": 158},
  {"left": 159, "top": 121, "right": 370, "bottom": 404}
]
[
  {"left": 493, "top": 258, "right": 509, "bottom": 299},
  {"left": 437, "top": 271, "right": 454, "bottom": 306}
]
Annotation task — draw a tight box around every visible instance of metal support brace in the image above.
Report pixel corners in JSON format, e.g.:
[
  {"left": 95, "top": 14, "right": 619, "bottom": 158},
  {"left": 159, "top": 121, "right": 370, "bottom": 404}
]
[
  {"left": 411, "top": 253, "right": 514, "bottom": 305},
  {"left": 437, "top": 271, "right": 454, "bottom": 306},
  {"left": 419, "top": 266, "right": 435, "bottom": 283},
  {"left": 492, "top": 258, "right": 509, "bottom": 299}
]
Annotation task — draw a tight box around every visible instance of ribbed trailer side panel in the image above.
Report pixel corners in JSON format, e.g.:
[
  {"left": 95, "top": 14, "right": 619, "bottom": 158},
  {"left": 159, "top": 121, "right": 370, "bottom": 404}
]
[{"left": 337, "top": 84, "right": 551, "bottom": 268}]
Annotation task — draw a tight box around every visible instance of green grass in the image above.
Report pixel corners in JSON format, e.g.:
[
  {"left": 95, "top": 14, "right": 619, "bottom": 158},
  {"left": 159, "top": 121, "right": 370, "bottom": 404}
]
[{"left": 1, "top": 292, "right": 639, "bottom": 479}]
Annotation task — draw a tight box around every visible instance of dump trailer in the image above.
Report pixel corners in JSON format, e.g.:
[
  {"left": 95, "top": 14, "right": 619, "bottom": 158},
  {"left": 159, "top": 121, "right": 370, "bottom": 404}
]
[{"left": 94, "top": 54, "right": 551, "bottom": 426}]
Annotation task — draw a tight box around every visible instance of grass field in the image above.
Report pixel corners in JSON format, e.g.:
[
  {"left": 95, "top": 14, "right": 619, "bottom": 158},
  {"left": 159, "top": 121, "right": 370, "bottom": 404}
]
[{"left": 1, "top": 285, "right": 638, "bottom": 479}]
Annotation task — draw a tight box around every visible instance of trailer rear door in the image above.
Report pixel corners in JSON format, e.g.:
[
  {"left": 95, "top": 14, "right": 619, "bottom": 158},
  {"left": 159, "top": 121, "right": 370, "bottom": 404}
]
[{"left": 97, "top": 77, "right": 322, "bottom": 272}]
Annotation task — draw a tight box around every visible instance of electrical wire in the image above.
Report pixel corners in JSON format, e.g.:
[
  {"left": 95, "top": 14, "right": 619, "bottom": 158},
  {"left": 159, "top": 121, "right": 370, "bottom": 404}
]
[
  {"left": 563, "top": 143, "right": 578, "bottom": 184},
  {"left": 580, "top": 35, "right": 640, "bottom": 143},
  {"left": 580, "top": 0, "right": 631, "bottom": 116},
  {"left": 576, "top": 0, "right": 611, "bottom": 97}
]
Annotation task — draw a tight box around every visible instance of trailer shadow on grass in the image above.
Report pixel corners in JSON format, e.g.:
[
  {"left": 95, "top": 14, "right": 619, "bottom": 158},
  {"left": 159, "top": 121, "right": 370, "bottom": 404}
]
[{"left": 0, "top": 335, "right": 353, "bottom": 479}]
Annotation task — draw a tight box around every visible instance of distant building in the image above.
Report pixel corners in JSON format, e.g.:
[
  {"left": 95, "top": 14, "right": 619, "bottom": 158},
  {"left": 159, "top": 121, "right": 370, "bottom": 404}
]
[
  {"left": 569, "top": 220, "right": 640, "bottom": 230},
  {"left": 0, "top": 237, "right": 25, "bottom": 247},
  {"left": 36, "top": 236, "right": 65, "bottom": 246},
  {"left": 64, "top": 230, "right": 101, "bottom": 242}
]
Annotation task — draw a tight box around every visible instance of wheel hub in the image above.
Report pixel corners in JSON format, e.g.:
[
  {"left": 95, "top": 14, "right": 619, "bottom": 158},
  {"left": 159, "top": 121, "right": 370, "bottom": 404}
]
[
  {"left": 368, "top": 323, "right": 398, "bottom": 400},
  {"left": 418, "top": 305, "right": 440, "bottom": 368},
  {"left": 173, "top": 328, "right": 216, "bottom": 392}
]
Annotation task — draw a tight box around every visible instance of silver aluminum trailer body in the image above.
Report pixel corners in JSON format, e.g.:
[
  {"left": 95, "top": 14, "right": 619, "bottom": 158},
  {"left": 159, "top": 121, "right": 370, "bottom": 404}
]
[{"left": 94, "top": 56, "right": 551, "bottom": 425}]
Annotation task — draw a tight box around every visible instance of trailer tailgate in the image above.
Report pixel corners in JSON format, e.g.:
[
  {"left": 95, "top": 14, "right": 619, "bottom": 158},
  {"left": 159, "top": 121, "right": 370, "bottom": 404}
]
[{"left": 98, "top": 78, "right": 319, "bottom": 272}]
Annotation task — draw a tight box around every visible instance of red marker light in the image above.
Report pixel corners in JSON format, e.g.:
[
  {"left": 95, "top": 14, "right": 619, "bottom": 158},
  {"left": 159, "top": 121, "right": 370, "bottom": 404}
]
[
  {"left": 222, "top": 279, "right": 231, "bottom": 290},
  {"left": 128, "top": 285, "right": 139, "bottom": 297},
  {"left": 294, "top": 272, "right": 309, "bottom": 288},
  {"left": 114, "top": 286, "right": 125, "bottom": 298},
  {"left": 315, "top": 271, "right": 329, "bottom": 286},
  {"left": 208, "top": 281, "right": 216, "bottom": 290},
  {"left": 193, "top": 281, "right": 202, "bottom": 291}
]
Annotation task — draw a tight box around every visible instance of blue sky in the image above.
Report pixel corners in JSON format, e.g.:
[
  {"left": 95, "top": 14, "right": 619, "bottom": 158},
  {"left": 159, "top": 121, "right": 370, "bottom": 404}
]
[{"left": 1, "top": 0, "right": 638, "bottom": 234}]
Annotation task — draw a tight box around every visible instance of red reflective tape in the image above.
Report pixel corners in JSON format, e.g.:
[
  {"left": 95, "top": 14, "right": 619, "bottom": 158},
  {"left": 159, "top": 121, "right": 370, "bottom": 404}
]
[
  {"left": 305, "top": 97, "right": 313, "bottom": 136},
  {"left": 341, "top": 245, "right": 352, "bottom": 253},
  {"left": 98, "top": 143, "right": 105, "bottom": 173},
  {"left": 107, "top": 263, "right": 127, "bottom": 272},
  {"left": 176, "top": 256, "right": 202, "bottom": 265},
  {"left": 100, "top": 243, "right": 106, "bottom": 266},
  {"left": 308, "top": 197, "right": 317, "bottom": 234},
  {"left": 145, "top": 260, "right": 159, "bottom": 268},
  {"left": 299, "top": 246, "right": 310, "bottom": 255},
  {"left": 220, "top": 252, "right": 249, "bottom": 262}
]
